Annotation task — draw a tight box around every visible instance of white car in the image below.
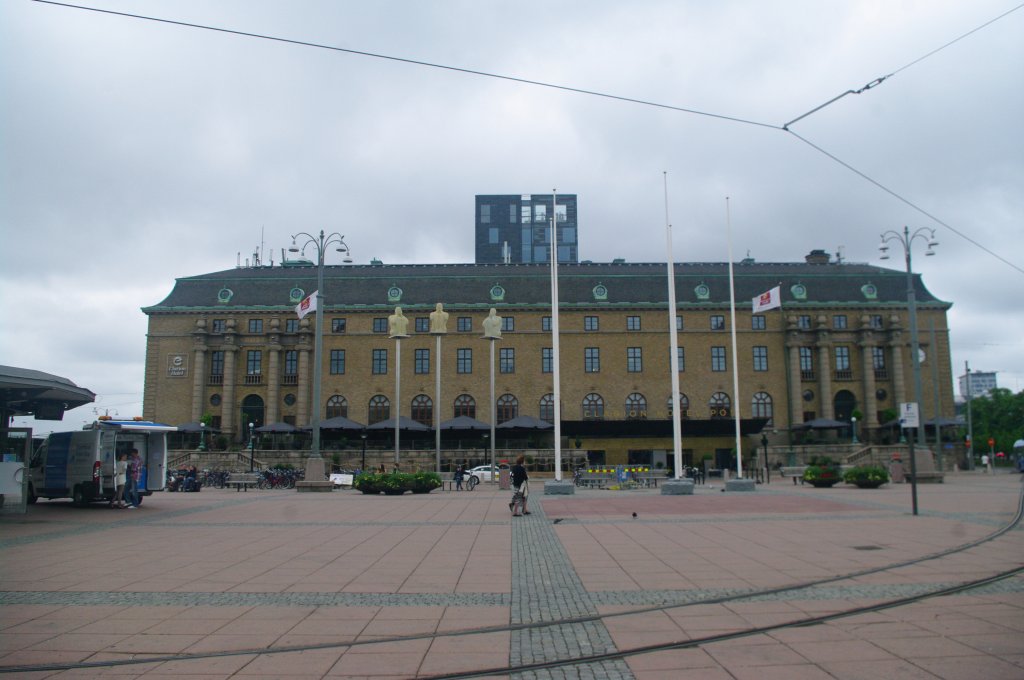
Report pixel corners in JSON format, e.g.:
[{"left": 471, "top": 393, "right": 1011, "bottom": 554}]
[{"left": 466, "top": 464, "right": 508, "bottom": 484}]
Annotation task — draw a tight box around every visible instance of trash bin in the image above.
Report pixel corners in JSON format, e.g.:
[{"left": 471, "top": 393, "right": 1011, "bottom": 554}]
[{"left": 498, "top": 467, "right": 511, "bottom": 490}]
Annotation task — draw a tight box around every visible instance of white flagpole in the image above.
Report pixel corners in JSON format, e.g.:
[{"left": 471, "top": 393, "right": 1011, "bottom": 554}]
[
  {"left": 550, "top": 189, "right": 563, "bottom": 481},
  {"left": 726, "top": 197, "right": 743, "bottom": 479},
  {"left": 664, "top": 173, "right": 683, "bottom": 478}
]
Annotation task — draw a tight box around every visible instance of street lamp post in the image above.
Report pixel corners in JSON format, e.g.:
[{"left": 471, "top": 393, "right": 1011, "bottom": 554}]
[
  {"left": 360, "top": 433, "right": 368, "bottom": 473},
  {"left": 198, "top": 422, "right": 206, "bottom": 451},
  {"left": 851, "top": 416, "right": 858, "bottom": 444},
  {"left": 248, "top": 422, "right": 255, "bottom": 472},
  {"left": 288, "top": 230, "right": 351, "bottom": 471},
  {"left": 880, "top": 225, "right": 937, "bottom": 517}
]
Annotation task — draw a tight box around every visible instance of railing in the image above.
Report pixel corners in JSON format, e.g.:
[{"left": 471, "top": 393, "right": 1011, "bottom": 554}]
[
  {"left": 244, "top": 374, "right": 262, "bottom": 385},
  {"left": 208, "top": 374, "right": 224, "bottom": 385},
  {"left": 282, "top": 375, "right": 298, "bottom": 385},
  {"left": 834, "top": 369, "right": 853, "bottom": 381},
  {"left": 800, "top": 370, "right": 815, "bottom": 381},
  {"left": 874, "top": 368, "right": 889, "bottom": 380}
]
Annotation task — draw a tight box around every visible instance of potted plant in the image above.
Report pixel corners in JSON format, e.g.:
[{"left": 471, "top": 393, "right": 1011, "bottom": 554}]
[
  {"left": 380, "top": 473, "right": 411, "bottom": 495},
  {"left": 843, "top": 465, "right": 889, "bottom": 488},
  {"left": 803, "top": 458, "right": 842, "bottom": 487},
  {"left": 353, "top": 472, "right": 383, "bottom": 495},
  {"left": 408, "top": 471, "right": 442, "bottom": 494}
]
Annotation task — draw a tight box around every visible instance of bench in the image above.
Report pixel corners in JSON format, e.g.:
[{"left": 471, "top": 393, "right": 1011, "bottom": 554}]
[
  {"left": 781, "top": 466, "right": 807, "bottom": 485},
  {"left": 226, "top": 472, "right": 260, "bottom": 491},
  {"left": 635, "top": 471, "right": 668, "bottom": 487},
  {"left": 439, "top": 472, "right": 456, "bottom": 491},
  {"left": 578, "top": 472, "right": 615, "bottom": 488}
]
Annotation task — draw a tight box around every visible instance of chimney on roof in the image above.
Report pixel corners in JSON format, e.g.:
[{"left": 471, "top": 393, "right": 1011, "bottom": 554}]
[{"left": 805, "top": 249, "right": 830, "bottom": 265}]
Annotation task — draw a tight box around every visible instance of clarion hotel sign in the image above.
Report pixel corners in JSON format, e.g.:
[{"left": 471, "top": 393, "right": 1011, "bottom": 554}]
[{"left": 167, "top": 354, "right": 188, "bottom": 378}]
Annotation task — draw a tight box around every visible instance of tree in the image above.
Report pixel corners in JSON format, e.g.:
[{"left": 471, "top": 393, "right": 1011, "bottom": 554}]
[{"left": 962, "top": 388, "right": 1024, "bottom": 457}]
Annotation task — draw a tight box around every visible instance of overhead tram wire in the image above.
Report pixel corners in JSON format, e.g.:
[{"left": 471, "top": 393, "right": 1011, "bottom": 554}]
[
  {"left": 31, "top": 0, "right": 779, "bottom": 132},
  {"left": 33, "top": 0, "right": 1024, "bottom": 276}
]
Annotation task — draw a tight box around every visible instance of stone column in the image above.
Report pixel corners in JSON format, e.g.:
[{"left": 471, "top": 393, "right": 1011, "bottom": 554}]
[
  {"left": 191, "top": 319, "right": 208, "bottom": 422},
  {"left": 816, "top": 317, "right": 833, "bottom": 419},
  {"left": 858, "top": 319, "right": 878, "bottom": 430},
  {"left": 221, "top": 320, "right": 238, "bottom": 439},
  {"left": 786, "top": 330, "right": 803, "bottom": 427},
  {"left": 266, "top": 318, "right": 281, "bottom": 425}
]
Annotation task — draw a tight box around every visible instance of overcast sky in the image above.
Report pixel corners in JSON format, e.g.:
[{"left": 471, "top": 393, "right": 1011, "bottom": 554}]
[{"left": 2, "top": 0, "right": 1022, "bottom": 435}]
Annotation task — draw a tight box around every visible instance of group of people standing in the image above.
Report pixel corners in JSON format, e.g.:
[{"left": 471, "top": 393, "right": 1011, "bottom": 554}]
[{"left": 112, "top": 449, "right": 142, "bottom": 509}]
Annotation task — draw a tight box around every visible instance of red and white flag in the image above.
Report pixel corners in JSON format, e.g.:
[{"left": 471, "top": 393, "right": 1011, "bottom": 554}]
[
  {"left": 752, "top": 285, "right": 781, "bottom": 313},
  {"left": 295, "top": 290, "right": 318, "bottom": 320}
]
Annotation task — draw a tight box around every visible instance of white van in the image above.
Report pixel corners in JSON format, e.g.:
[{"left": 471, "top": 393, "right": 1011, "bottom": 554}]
[{"left": 28, "top": 420, "right": 174, "bottom": 506}]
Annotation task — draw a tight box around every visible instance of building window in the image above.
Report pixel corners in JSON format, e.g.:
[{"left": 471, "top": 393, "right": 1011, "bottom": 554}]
[
  {"left": 541, "top": 347, "right": 553, "bottom": 374},
  {"left": 457, "top": 348, "right": 472, "bottom": 374},
  {"left": 677, "top": 347, "right": 685, "bottom": 372},
  {"left": 210, "top": 351, "right": 224, "bottom": 379},
  {"left": 285, "top": 319, "right": 299, "bottom": 333},
  {"left": 246, "top": 350, "right": 262, "bottom": 375},
  {"left": 667, "top": 393, "right": 690, "bottom": 418},
  {"left": 872, "top": 346, "right": 888, "bottom": 378},
  {"left": 330, "top": 350, "right": 345, "bottom": 375},
  {"left": 626, "top": 316, "right": 641, "bottom": 331},
  {"left": 752, "top": 392, "right": 773, "bottom": 424},
  {"left": 284, "top": 350, "right": 297, "bottom": 377},
  {"left": 502, "top": 316, "right": 514, "bottom": 333},
  {"left": 212, "top": 319, "right": 226, "bottom": 333},
  {"left": 415, "top": 348, "right": 430, "bottom": 375},
  {"left": 709, "top": 392, "right": 731, "bottom": 418},
  {"left": 798, "top": 315, "right": 812, "bottom": 330},
  {"left": 835, "top": 346, "right": 852, "bottom": 379},
  {"left": 373, "top": 318, "right": 388, "bottom": 333},
  {"left": 457, "top": 316, "right": 472, "bottom": 332},
  {"left": 499, "top": 347, "right": 515, "bottom": 374},
  {"left": 584, "top": 316, "right": 599, "bottom": 331},
  {"left": 625, "top": 393, "right": 647, "bottom": 419},
  {"left": 582, "top": 393, "right": 604, "bottom": 420},
  {"left": 331, "top": 318, "right": 347, "bottom": 333},
  {"left": 496, "top": 394, "right": 518, "bottom": 424},
  {"left": 676, "top": 315, "right": 684, "bottom": 331},
  {"left": 411, "top": 394, "right": 432, "bottom": 425},
  {"left": 710, "top": 315, "right": 725, "bottom": 331},
  {"left": 415, "top": 317, "right": 429, "bottom": 333},
  {"left": 752, "top": 315, "right": 766, "bottom": 330},
  {"left": 372, "top": 349, "right": 388, "bottom": 375},
  {"left": 248, "top": 319, "right": 263, "bottom": 334},
  {"left": 539, "top": 394, "right": 555, "bottom": 423},
  {"left": 753, "top": 346, "right": 768, "bottom": 372},
  {"left": 833, "top": 315, "right": 848, "bottom": 330},
  {"left": 799, "top": 347, "right": 814, "bottom": 380},
  {"left": 711, "top": 346, "right": 727, "bottom": 372},
  {"left": 368, "top": 395, "right": 390, "bottom": 424},
  {"left": 541, "top": 316, "right": 552, "bottom": 332},
  {"left": 454, "top": 394, "right": 476, "bottom": 418},
  {"left": 326, "top": 395, "right": 348, "bottom": 418},
  {"left": 627, "top": 347, "right": 643, "bottom": 373},
  {"left": 584, "top": 347, "right": 600, "bottom": 373},
  {"left": 870, "top": 314, "right": 884, "bottom": 329},
  {"left": 480, "top": 203, "right": 491, "bottom": 224}
]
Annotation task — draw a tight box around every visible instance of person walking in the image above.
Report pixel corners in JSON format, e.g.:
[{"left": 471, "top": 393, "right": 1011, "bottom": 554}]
[
  {"left": 126, "top": 449, "right": 142, "bottom": 507},
  {"left": 454, "top": 464, "right": 465, "bottom": 491},
  {"left": 510, "top": 454, "right": 530, "bottom": 516}
]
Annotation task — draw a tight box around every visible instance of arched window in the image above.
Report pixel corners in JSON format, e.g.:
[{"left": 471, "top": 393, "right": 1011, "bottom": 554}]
[
  {"left": 326, "top": 395, "right": 348, "bottom": 418},
  {"left": 625, "top": 393, "right": 647, "bottom": 419},
  {"left": 240, "top": 394, "right": 264, "bottom": 435},
  {"left": 368, "top": 395, "right": 390, "bottom": 424},
  {"left": 539, "top": 393, "right": 555, "bottom": 423},
  {"left": 411, "top": 394, "right": 433, "bottom": 426},
  {"left": 667, "top": 393, "right": 690, "bottom": 418},
  {"left": 752, "top": 392, "right": 773, "bottom": 425},
  {"left": 496, "top": 394, "right": 519, "bottom": 424},
  {"left": 453, "top": 394, "right": 476, "bottom": 418},
  {"left": 709, "top": 392, "right": 730, "bottom": 419},
  {"left": 582, "top": 393, "right": 604, "bottom": 421}
]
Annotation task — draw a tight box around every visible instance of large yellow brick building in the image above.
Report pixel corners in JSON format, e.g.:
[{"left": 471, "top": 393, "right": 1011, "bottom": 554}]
[{"left": 142, "top": 250, "right": 955, "bottom": 468}]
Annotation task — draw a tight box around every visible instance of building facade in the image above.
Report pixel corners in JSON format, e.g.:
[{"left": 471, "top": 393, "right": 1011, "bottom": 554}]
[
  {"left": 142, "top": 252, "right": 955, "bottom": 465},
  {"left": 959, "top": 370, "right": 997, "bottom": 398},
  {"left": 475, "top": 194, "right": 578, "bottom": 264}
]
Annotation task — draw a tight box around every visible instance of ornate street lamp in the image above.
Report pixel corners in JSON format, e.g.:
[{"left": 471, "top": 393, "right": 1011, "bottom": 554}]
[
  {"left": 288, "top": 230, "right": 351, "bottom": 467},
  {"left": 880, "top": 225, "right": 937, "bottom": 516},
  {"left": 248, "top": 421, "right": 256, "bottom": 472}
]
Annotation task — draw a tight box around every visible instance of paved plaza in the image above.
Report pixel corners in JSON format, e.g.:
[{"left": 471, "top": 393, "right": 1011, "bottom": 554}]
[{"left": 1, "top": 472, "right": 1022, "bottom": 679}]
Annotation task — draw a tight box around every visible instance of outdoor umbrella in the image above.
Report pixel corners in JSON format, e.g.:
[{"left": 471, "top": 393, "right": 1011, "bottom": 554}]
[
  {"left": 439, "top": 415, "right": 491, "bottom": 431},
  {"left": 793, "top": 418, "right": 848, "bottom": 430},
  {"left": 255, "top": 422, "right": 299, "bottom": 433},
  {"left": 495, "top": 415, "right": 553, "bottom": 430},
  {"left": 317, "top": 415, "right": 367, "bottom": 431},
  {"left": 366, "top": 416, "right": 432, "bottom": 431}
]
